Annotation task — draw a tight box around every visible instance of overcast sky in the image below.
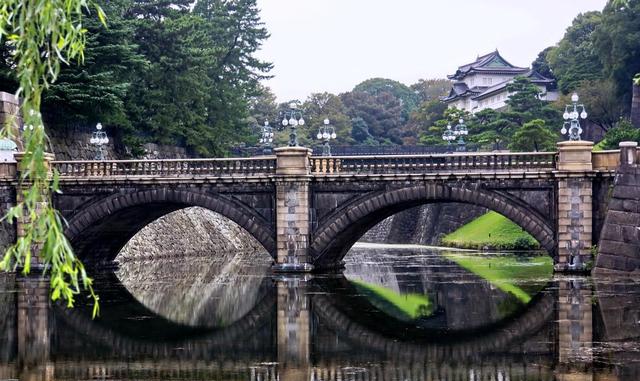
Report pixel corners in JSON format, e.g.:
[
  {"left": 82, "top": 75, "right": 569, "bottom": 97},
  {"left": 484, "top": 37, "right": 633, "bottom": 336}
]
[{"left": 255, "top": 0, "right": 608, "bottom": 102}]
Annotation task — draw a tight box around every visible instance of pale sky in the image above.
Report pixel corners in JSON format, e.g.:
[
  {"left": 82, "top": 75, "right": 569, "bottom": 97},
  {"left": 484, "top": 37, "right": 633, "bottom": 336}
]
[{"left": 255, "top": 0, "right": 608, "bottom": 102}]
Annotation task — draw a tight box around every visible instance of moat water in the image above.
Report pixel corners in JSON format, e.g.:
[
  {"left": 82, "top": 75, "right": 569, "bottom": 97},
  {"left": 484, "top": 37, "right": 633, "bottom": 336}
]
[{"left": 1, "top": 244, "right": 640, "bottom": 380}]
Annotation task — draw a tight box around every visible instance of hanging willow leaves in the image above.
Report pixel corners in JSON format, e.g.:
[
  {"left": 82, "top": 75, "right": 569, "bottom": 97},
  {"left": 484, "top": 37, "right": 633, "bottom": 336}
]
[{"left": 0, "top": 0, "right": 104, "bottom": 316}]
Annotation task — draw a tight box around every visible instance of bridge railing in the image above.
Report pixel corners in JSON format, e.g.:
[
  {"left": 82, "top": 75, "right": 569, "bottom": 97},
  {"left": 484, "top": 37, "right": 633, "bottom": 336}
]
[
  {"left": 310, "top": 152, "right": 557, "bottom": 175},
  {"left": 52, "top": 157, "right": 277, "bottom": 178}
]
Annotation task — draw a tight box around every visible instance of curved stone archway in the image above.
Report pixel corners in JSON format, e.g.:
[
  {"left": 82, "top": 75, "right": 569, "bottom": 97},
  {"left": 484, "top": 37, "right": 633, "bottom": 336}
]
[
  {"left": 64, "top": 188, "right": 275, "bottom": 263},
  {"left": 311, "top": 183, "right": 556, "bottom": 268}
]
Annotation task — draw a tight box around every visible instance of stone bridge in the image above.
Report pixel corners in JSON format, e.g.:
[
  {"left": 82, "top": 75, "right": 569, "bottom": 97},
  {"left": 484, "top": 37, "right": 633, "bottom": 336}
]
[
  {"left": 2, "top": 273, "right": 625, "bottom": 381},
  {"left": 1, "top": 141, "right": 638, "bottom": 272}
]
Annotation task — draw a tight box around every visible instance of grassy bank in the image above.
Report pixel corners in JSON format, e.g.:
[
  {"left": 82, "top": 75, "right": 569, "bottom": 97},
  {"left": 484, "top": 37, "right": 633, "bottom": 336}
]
[
  {"left": 351, "top": 279, "right": 433, "bottom": 321},
  {"left": 441, "top": 211, "right": 539, "bottom": 250},
  {"left": 443, "top": 252, "right": 553, "bottom": 304}
]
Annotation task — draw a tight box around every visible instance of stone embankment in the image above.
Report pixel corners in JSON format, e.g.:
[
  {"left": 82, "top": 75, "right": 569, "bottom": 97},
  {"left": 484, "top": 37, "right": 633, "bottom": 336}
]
[
  {"left": 362, "top": 204, "right": 486, "bottom": 245},
  {"left": 595, "top": 154, "right": 640, "bottom": 274},
  {"left": 117, "top": 207, "right": 272, "bottom": 327}
]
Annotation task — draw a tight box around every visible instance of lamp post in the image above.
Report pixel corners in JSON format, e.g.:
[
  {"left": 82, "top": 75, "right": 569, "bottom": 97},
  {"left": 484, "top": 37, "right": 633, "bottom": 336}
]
[
  {"left": 561, "top": 93, "right": 588, "bottom": 141},
  {"left": 316, "top": 119, "right": 336, "bottom": 156},
  {"left": 89, "top": 122, "right": 109, "bottom": 160},
  {"left": 280, "top": 103, "right": 305, "bottom": 147},
  {"left": 442, "top": 123, "right": 456, "bottom": 152},
  {"left": 454, "top": 118, "right": 468, "bottom": 152},
  {"left": 258, "top": 121, "right": 274, "bottom": 155}
]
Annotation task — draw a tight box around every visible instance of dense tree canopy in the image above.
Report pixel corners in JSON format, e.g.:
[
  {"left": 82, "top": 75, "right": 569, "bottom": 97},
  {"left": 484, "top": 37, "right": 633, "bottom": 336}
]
[{"left": 0, "top": 0, "right": 272, "bottom": 156}]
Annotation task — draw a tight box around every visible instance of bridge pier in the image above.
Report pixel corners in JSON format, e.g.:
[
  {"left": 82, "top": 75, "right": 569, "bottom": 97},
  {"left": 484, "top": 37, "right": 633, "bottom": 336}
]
[
  {"left": 272, "top": 147, "right": 314, "bottom": 272},
  {"left": 556, "top": 141, "right": 594, "bottom": 272},
  {"left": 276, "top": 275, "right": 311, "bottom": 380}
]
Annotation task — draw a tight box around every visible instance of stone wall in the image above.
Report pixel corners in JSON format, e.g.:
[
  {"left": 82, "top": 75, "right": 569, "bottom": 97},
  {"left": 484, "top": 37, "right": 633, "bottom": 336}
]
[
  {"left": 595, "top": 164, "right": 640, "bottom": 274},
  {"left": 361, "top": 203, "right": 486, "bottom": 245},
  {"left": 116, "top": 206, "right": 272, "bottom": 326},
  {"left": 632, "top": 84, "right": 640, "bottom": 129},
  {"left": 0, "top": 186, "right": 15, "bottom": 253},
  {"left": 118, "top": 206, "right": 267, "bottom": 262},
  {"left": 47, "top": 127, "right": 188, "bottom": 160}
]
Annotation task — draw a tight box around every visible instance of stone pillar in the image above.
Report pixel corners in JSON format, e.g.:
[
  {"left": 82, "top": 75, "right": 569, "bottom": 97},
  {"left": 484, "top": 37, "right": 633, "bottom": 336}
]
[
  {"left": 273, "top": 147, "right": 313, "bottom": 272},
  {"left": 0, "top": 92, "right": 22, "bottom": 149},
  {"left": 619, "top": 141, "right": 638, "bottom": 167},
  {"left": 631, "top": 83, "right": 640, "bottom": 129},
  {"left": 556, "top": 278, "right": 593, "bottom": 380},
  {"left": 276, "top": 275, "right": 311, "bottom": 381},
  {"left": 17, "top": 276, "right": 53, "bottom": 381},
  {"left": 13, "top": 152, "right": 55, "bottom": 270},
  {"left": 556, "top": 141, "right": 594, "bottom": 272}
]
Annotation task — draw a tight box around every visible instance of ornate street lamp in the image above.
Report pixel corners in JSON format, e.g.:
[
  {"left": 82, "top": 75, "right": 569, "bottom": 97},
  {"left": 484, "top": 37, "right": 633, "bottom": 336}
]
[
  {"left": 561, "top": 93, "right": 588, "bottom": 141},
  {"left": 316, "top": 118, "right": 337, "bottom": 156},
  {"left": 89, "top": 122, "right": 109, "bottom": 160},
  {"left": 442, "top": 123, "right": 456, "bottom": 152},
  {"left": 454, "top": 118, "right": 468, "bottom": 152},
  {"left": 258, "top": 121, "right": 274, "bottom": 155},
  {"left": 280, "top": 103, "right": 305, "bottom": 147}
]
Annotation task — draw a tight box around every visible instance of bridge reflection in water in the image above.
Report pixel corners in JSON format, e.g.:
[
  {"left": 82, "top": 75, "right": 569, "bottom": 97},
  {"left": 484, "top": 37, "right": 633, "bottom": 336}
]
[{"left": 1, "top": 247, "right": 639, "bottom": 381}]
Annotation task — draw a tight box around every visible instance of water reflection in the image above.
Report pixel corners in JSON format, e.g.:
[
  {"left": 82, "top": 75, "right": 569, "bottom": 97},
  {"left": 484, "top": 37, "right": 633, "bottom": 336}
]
[{"left": 0, "top": 245, "right": 639, "bottom": 380}]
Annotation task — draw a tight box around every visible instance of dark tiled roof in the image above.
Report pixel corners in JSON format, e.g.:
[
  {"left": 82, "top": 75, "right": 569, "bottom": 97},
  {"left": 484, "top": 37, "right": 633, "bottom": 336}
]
[
  {"left": 448, "top": 50, "right": 528, "bottom": 80},
  {"left": 441, "top": 82, "right": 485, "bottom": 102},
  {"left": 471, "top": 70, "right": 555, "bottom": 100}
]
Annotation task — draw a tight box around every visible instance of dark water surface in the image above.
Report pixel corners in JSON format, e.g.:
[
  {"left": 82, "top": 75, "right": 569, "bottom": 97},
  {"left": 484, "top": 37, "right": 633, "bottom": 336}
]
[{"left": 1, "top": 244, "right": 640, "bottom": 380}]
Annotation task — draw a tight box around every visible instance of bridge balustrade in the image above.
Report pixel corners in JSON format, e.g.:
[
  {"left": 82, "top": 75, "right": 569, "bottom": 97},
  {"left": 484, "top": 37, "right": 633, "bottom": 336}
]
[
  {"left": 310, "top": 152, "right": 557, "bottom": 175},
  {"left": 52, "top": 157, "right": 277, "bottom": 178}
]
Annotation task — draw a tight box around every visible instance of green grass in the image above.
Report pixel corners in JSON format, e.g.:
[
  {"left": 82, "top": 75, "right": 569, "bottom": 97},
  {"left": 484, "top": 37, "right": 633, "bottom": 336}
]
[
  {"left": 443, "top": 253, "right": 553, "bottom": 304},
  {"left": 351, "top": 279, "right": 433, "bottom": 321},
  {"left": 441, "top": 211, "right": 539, "bottom": 250}
]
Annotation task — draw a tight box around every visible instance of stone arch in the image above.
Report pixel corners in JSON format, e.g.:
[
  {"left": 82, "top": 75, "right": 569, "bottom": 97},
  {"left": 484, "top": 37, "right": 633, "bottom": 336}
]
[
  {"left": 311, "top": 183, "right": 555, "bottom": 268},
  {"left": 312, "top": 286, "right": 555, "bottom": 362},
  {"left": 54, "top": 276, "right": 276, "bottom": 358},
  {"left": 64, "top": 188, "right": 275, "bottom": 263}
]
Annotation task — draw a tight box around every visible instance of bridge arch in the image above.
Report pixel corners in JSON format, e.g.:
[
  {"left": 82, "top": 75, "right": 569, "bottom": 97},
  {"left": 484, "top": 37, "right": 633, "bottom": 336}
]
[
  {"left": 64, "top": 188, "right": 275, "bottom": 263},
  {"left": 311, "top": 183, "right": 556, "bottom": 268}
]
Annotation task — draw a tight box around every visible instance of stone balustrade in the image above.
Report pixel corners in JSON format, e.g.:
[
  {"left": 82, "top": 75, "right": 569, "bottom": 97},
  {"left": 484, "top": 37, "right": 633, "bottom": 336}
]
[
  {"left": 52, "top": 157, "right": 277, "bottom": 178},
  {"left": 310, "top": 151, "right": 557, "bottom": 175}
]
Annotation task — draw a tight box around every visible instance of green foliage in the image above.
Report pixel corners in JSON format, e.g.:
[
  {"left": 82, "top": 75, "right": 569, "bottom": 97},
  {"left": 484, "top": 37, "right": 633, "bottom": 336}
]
[
  {"left": 600, "top": 118, "right": 640, "bottom": 149},
  {"left": 509, "top": 119, "right": 558, "bottom": 152},
  {"left": 443, "top": 253, "right": 553, "bottom": 304},
  {"left": 409, "top": 99, "right": 448, "bottom": 146},
  {"left": 546, "top": 11, "right": 604, "bottom": 94},
  {"left": 0, "top": 0, "right": 272, "bottom": 157},
  {"left": 353, "top": 78, "right": 419, "bottom": 118},
  {"left": 595, "top": 0, "right": 640, "bottom": 98},
  {"left": 351, "top": 279, "right": 433, "bottom": 321},
  {"left": 0, "top": 0, "right": 102, "bottom": 315},
  {"left": 531, "top": 47, "right": 556, "bottom": 80},
  {"left": 410, "top": 78, "right": 451, "bottom": 103},
  {"left": 341, "top": 90, "right": 404, "bottom": 145},
  {"left": 441, "top": 211, "right": 540, "bottom": 251},
  {"left": 351, "top": 117, "right": 376, "bottom": 144},
  {"left": 302, "top": 92, "right": 353, "bottom": 146},
  {"left": 571, "top": 78, "right": 624, "bottom": 132}
]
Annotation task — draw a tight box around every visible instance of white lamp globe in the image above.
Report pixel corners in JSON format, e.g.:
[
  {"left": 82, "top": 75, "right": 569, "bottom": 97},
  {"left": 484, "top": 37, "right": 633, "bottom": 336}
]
[
  {"left": 323, "top": 132, "right": 329, "bottom": 139},
  {"left": 561, "top": 127, "right": 567, "bottom": 134},
  {"left": 96, "top": 123, "right": 103, "bottom": 130},
  {"left": 288, "top": 117, "right": 296, "bottom": 126},
  {"left": 298, "top": 118, "right": 305, "bottom": 126},
  {"left": 324, "top": 118, "right": 330, "bottom": 125},
  {"left": 331, "top": 132, "right": 337, "bottom": 139},
  {"left": 571, "top": 93, "right": 579, "bottom": 103},
  {"left": 317, "top": 133, "right": 322, "bottom": 139},
  {"left": 282, "top": 119, "right": 288, "bottom": 126},
  {"left": 580, "top": 111, "right": 588, "bottom": 119},
  {"left": 563, "top": 112, "right": 570, "bottom": 120}
]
